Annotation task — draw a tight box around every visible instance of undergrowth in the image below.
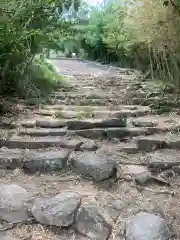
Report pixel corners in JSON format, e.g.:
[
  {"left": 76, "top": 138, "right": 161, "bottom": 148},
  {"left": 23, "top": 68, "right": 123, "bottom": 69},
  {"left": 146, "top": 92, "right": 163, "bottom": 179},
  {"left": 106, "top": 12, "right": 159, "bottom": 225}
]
[{"left": 18, "top": 55, "right": 65, "bottom": 99}]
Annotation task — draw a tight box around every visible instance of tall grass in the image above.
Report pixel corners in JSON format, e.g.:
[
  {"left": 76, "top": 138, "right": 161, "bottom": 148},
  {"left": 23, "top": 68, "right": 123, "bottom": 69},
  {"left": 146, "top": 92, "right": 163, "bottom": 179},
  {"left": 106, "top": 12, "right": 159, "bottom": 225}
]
[{"left": 126, "top": 0, "right": 180, "bottom": 90}]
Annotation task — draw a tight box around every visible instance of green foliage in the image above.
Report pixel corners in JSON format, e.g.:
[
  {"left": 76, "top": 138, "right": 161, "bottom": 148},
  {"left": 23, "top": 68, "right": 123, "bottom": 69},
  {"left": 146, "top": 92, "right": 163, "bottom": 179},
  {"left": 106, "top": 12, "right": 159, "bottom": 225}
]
[
  {"left": 0, "top": 0, "right": 80, "bottom": 96},
  {"left": 18, "top": 56, "right": 65, "bottom": 99},
  {"left": 59, "top": 0, "right": 180, "bottom": 89}
]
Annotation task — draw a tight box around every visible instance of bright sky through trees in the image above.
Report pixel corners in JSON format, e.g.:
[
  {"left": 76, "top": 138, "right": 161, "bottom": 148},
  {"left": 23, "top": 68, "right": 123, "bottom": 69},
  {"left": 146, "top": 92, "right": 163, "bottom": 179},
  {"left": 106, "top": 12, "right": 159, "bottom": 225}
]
[{"left": 86, "top": 0, "right": 103, "bottom": 5}]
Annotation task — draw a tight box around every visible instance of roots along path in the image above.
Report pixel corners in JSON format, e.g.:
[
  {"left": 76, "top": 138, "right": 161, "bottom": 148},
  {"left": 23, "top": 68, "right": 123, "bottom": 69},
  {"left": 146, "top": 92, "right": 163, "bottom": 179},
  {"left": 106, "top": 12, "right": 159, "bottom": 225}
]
[{"left": 0, "top": 59, "right": 180, "bottom": 239}]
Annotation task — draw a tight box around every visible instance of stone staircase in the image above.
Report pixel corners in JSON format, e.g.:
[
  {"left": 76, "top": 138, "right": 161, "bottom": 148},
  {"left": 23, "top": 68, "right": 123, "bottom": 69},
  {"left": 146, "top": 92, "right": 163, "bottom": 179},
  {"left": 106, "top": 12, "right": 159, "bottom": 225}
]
[{"left": 0, "top": 59, "right": 179, "bottom": 240}]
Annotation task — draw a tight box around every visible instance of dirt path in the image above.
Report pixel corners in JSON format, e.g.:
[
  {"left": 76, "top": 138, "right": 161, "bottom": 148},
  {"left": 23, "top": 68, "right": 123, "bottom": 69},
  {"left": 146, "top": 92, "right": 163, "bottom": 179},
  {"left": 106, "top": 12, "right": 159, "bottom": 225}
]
[{"left": 0, "top": 59, "right": 180, "bottom": 239}]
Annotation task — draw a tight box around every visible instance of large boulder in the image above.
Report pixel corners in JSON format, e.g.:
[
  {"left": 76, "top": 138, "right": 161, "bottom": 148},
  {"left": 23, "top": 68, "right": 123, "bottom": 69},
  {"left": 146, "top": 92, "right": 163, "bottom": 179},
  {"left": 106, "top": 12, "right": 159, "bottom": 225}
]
[
  {"left": 75, "top": 202, "right": 112, "bottom": 240},
  {"left": 0, "top": 184, "right": 30, "bottom": 223},
  {"left": 126, "top": 212, "right": 171, "bottom": 240},
  {"left": 31, "top": 190, "right": 81, "bottom": 227},
  {"left": 71, "top": 153, "right": 116, "bottom": 181}
]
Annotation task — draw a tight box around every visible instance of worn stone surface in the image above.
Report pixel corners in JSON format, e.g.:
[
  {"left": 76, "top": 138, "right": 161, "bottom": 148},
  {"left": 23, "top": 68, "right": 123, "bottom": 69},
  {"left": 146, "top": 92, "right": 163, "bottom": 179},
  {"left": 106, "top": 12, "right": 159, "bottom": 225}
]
[
  {"left": 118, "top": 143, "right": 138, "bottom": 154},
  {"left": 36, "top": 118, "right": 66, "bottom": 128},
  {"left": 112, "top": 107, "right": 151, "bottom": 118},
  {"left": 147, "top": 150, "right": 180, "bottom": 171},
  {"left": 71, "top": 152, "right": 116, "bottom": 181},
  {"left": 0, "top": 117, "right": 16, "bottom": 128},
  {"left": 20, "top": 119, "right": 36, "bottom": 128},
  {"left": 136, "top": 135, "right": 167, "bottom": 151},
  {"left": 95, "top": 192, "right": 127, "bottom": 221},
  {"left": 75, "top": 128, "right": 106, "bottom": 138},
  {"left": 67, "top": 118, "right": 126, "bottom": 130},
  {"left": 19, "top": 128, "right": 68, "bottom": 137},
  {"left": 135, "top": 171, "right": 152, "bottom": 185},
  {"left": 23, "top": 150, "right": 70, "bottom": 173},
  {"left": 5, "top": 136, "right": 83, "bottom": 150},
  {"left": 0, "top": 184, "right": 30, "bottom": 223},
  {"left": 126, "top": 212, "right": 171, "bottom": 240},
  {"left": 166, "top": 134, "right": 180, "bottom": 149},
  {"left": 80, "top": 140, "right": 98, "bottom": 151},
  {"left": 75, "top": 202, "right": 112, "bottom": 240},
  {"left": 132, "top": 118, "right": 157, "bottom": 127},
  {"left": 120, "top": 165, "right": 149, "bottom": 177},
  {"left": 106, "top": 127, "right": 147, "bottom": 138},
  {"left": 0, "top": 232, "right": 17, "bottom": 240},
  {"left": 31, "top": 190, "right": 81, "bottom": 227},
  {"left": 0, "top": 150, "right": 24, "bottom": 169}
]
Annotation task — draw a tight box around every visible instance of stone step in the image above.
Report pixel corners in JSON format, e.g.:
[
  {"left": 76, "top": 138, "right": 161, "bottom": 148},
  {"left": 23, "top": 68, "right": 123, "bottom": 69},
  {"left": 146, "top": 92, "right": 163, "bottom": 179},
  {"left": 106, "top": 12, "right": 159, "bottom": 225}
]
[
  {"left": 66, "top": 118, "right": 126, "bottom": 130},
  {"left": 49, "top": 92, "right": 110, "bottom": 100},
  {"left": 130, "top": 115, "right": 180, "bottom": 130},
  {"left": 135, "top": 133, "right": 180, "bottom": 152},
  {"left": 17, "top": 125, "right": 165, "bottom": 138},
  {"left": 146, "top": 149, "right": 180, "bottom": 172},
  {"left": 42, "top": 104, "right": 139, "bottom": 111},
  {"left": 106, "top": 127, "right": 148, "bottom": 138},
  {"left": 36, "top": 118, "right": 66, "bottom": 128},
  {"left": 73, "top": 127, "right": 163, "bottom": 139},
  {"left": 50, "top": 98, "right": 119, "bottom": 106},
  {"left": 0, "top": 149, "right": 71, "bottom": 173},
  {"left": 4, "top": 136, "right": 83, "bottom": 150},
  {"left": 19, "top": 128, "right": 68, "bottom": 137},
  {"left": 35, "top": 107, "right": 151, "bottom": 119}
]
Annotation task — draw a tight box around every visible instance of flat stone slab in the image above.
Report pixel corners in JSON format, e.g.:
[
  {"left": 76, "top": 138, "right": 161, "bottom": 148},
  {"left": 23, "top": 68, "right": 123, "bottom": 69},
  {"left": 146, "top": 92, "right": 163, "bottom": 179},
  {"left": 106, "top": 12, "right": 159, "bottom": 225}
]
[
  {"left": 131, "top": 115, "right": 180, "bottom": 132},
  {"left": 136, "top": 133, "right": 180, "bottom": 151},
  {"left": 67, "top": 118, "right": 126, "bottom": 130},
  {"left": 23, "top": 150, "right": 70, "bottom": 173},
  {"left": 36, "top": 118, "right": 66, "bottom": 128},
  {"left": 136, "top": 135, "right": 167, "bottom": 151},
  {"left": 146, "top": 149, "right": 180, "bottom": 171},
  {"left": 120, "top": 165, "right": 149, "bottom": 177},
  {"left": 106, "top": 127, "right": 148, "bottom": 138},
  {"left": 132, "top": 118, "right": 157, "bottom": 127},
  {"left": 71, "top": 152, "right": 116, "bottom": 181},
  {"left": 75, "top": 202, "right": 111, "bottom": 240},
  {"left": 117, "top": 143, "right": 138, "bottom": 154},
  {"left": 31, "top": 190, "right": 81, "bottom": 227},
  {"left": 75, "top": 128, "right": 106, "bottom": 138},
  {"left": 166, "top": 134, "right": 180, "bottom": 149},
  {"left": 126, "top": 212, "right": 171, "bottom": 240},
  {"left": 19, "top": 128, "right": 68, "bottom": 137},
  {"left": 20, "top": 119, "right": 36, "bottom": 128},
  {"left": 42, "top": 104, "right": 139, "bottom": 111},
  {"left": 5, "top": 136, "right": 83, "bottom": 150},
  {"left": 0, "top": 184, "right": 30, "bottom": 223},
  {"left": 112, "top": 107, "right": 151, "bottom": 118},
  {"left": 36, "top": 107, "right": 151, "bottom": 119}
]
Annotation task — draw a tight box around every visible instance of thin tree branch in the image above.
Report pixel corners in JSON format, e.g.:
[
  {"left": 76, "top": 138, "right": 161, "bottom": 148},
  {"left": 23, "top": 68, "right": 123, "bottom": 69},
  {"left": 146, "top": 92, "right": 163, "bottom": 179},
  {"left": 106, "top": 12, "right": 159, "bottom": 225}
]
[{"left": 169, "top": 0, "right": 180, "bottom": 15}]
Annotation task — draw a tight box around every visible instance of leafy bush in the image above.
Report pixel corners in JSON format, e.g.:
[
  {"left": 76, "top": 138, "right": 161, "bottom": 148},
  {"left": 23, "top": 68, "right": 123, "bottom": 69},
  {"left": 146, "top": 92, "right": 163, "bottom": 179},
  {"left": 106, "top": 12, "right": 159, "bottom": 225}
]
[
  {"left": 0, "top": 0, "right": 80, "bottom": 97},
  {"left": 15, "top": 56, "right": 65, "bottom": 99}
]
